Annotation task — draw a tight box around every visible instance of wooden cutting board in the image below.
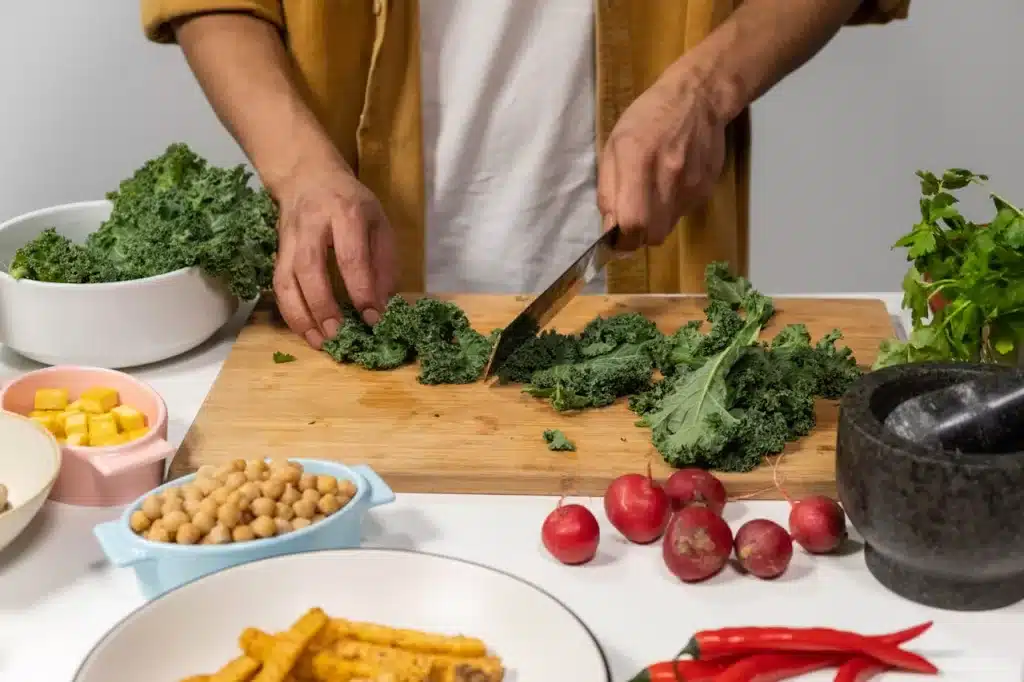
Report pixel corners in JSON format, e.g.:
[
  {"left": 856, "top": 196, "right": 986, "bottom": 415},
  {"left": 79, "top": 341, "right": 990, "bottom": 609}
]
[{"left": 170, "top": 295, "right": 893, "bottom": 498}]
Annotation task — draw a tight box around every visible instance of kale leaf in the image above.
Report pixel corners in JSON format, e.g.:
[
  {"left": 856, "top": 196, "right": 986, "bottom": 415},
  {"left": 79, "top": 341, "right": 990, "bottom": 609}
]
[
  {"left": 543, "top": 429, "right": 576, "bottom": 451},
  {"left": 8, "top": 143, "right": 278, "bottom": 300}
]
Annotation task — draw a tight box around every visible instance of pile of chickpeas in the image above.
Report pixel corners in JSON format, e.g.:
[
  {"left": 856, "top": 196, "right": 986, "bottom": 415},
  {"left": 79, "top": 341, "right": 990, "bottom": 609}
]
[{"left": 129, "top": 459, "right": 357, "bottom": 545}]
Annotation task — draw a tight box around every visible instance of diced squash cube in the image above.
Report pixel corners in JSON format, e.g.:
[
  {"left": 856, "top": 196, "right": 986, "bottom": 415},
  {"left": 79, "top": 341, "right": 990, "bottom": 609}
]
[
  {"left": 88, "top": 413, "right": 119, "bottom": 440},
  {"left": 64, "top": 412, "right": 88, "bottom": 435},
  {"left": 66, "top": 432, "right": 89, "bottom": 447},
  {"left": 66, "top": 400, "right": 84, "bottom": 412},
  {"left": 34, "top": 388, "right": 69, "bottom": 411},
  {"left": 94, "top": 432, "right": 129, "bottom": 447},
  {"left": 127, "top": 427, "right": 149, "bottom": 442},
  {"left": 80, "top": 387, "right": 119, "bottom": 414},
  {"left": 30, "top": 409, "right": 61, "bottom": 420},
  {"left": 110, "top": 405, "right": 146, "bottom": 432},
  {"left": 30, "top": 412, "right": 63, "bottom": 437}
]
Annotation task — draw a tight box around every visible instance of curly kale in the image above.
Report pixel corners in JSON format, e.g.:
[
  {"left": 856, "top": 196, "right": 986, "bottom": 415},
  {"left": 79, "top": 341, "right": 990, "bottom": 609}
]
[
  {"left": 543, "top": 429, "right": 576, "bottom": 451},
  {"left": 322, "top": 296, "right": 494, "bottom": 384},
  {"left": 8, "top": 143, "right": 278, "bottom": 300}
]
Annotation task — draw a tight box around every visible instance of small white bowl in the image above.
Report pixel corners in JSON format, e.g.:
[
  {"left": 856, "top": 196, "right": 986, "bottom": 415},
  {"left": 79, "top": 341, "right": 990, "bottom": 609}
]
[
  {"left": 0, "top": 410, "right": 62, "bottom": 552},
  {"left": 0, "top": 200, "right": 238, "bottom": 368}
]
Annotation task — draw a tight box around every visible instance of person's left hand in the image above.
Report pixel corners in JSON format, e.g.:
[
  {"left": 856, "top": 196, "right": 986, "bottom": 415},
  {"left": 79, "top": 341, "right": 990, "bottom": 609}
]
[{"left": 597, "top": 70, "right": 728, "bottom": 251}]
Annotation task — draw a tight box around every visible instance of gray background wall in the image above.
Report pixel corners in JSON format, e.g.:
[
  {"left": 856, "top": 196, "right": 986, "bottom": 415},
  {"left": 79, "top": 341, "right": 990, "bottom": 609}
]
[{"left": 2, "top": 1, "right": 1020, "bottom": 293}]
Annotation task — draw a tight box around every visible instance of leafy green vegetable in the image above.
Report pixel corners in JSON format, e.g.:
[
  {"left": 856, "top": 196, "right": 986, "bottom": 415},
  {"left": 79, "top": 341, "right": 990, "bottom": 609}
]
[
  {"left": 875, "top": 168, "right": 1024, "bottom": 368},
  {"left": 8, "top": 144, "right": 278, "bottom": 300},
  {"left": 543, "top": 429, "right": 576, "bottom": 451},
  {"left": 320, "top": 263, "right": 861, "bottom": 472},
  {"left": 273, "top": 351, "right": 296, "bottom": 364}
]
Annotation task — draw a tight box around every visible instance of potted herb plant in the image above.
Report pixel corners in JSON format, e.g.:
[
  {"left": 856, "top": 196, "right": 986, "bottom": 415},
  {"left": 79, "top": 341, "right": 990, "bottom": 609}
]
[{"left": 874, "top": 168, "right": 1024, "bottom": 369}]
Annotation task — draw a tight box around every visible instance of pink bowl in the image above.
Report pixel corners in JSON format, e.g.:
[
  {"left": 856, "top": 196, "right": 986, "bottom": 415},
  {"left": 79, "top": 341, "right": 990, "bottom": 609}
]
[{"left": 0, "top": 366, "right": 173, "bottom": 506}]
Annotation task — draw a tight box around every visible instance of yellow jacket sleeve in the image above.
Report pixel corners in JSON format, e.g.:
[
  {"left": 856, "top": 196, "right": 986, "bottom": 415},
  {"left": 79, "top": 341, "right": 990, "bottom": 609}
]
[
  {"left": 140, "top": 0, "right": 285, "bottom": 43},
  {"left": 847, "top": 0, "right": 910, "bottom": 25}
]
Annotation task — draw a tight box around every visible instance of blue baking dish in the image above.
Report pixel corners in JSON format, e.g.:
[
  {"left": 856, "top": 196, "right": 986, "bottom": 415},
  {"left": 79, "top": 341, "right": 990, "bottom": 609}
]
[{"left": 93, "top": 459, "right": 395, "bottom": 599}]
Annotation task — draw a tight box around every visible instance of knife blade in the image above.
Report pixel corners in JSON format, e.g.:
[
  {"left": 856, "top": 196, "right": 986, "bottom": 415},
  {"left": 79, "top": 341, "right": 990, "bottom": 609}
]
[{"left": 483, "top": 226, "right": 622, "bottom": 379}]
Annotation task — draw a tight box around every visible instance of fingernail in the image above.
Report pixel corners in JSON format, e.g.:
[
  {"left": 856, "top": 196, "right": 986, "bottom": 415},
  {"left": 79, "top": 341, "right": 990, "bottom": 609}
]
[
  {"left": 323, "top": 318, "right": 340, "bottom": 338},
  {"left": 362, "top": 309, "right": 380, "bottom": 326},
  {"left": 304, "top": 330, "right": 324, "bottom": 349}
]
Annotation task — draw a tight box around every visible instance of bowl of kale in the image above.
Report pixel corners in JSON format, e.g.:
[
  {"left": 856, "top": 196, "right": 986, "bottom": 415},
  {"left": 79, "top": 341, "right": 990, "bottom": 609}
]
[{"left": 0, "top": 143, "right": 278, "bottom": 368}]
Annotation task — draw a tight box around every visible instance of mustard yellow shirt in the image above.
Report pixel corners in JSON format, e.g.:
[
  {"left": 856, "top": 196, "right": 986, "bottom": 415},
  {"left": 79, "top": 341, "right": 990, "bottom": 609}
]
[{"left": 142, "top": 0, "right": 909, "bottom": 294}]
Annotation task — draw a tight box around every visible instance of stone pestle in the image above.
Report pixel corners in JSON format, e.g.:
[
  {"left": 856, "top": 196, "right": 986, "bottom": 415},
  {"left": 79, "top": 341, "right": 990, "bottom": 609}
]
[{"left": 883, "top": 371, "right": 1024, "bottom": 453}]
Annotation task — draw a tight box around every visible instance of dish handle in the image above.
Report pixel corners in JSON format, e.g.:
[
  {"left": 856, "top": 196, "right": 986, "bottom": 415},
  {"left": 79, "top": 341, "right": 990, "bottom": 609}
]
[
  {"left": 93, "top": 520, "right": 152, "bottom": 568},
  {"left": 351, "top": 464, "right": 396, "bottom": 508},
  {"left": 89, "top": 438, "right": 174, "bottom": 477}
]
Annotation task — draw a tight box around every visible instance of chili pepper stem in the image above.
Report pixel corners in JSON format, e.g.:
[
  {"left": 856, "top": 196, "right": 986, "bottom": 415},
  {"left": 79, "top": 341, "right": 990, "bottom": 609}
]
[{"left": 677, "top": 639, "right": 699, "bottom": 659}]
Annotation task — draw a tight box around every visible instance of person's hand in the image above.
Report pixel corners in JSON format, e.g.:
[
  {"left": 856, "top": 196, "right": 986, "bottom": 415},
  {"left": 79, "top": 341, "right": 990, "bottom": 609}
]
[
  {"left": 272, "top": 162, "right": 397, "bottom": 348},
  {"left": 597, "top": 69, "right": 728, "bottom": 251}
]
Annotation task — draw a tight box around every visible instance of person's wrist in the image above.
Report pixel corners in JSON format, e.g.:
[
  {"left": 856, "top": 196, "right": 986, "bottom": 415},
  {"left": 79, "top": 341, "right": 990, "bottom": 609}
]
[
  {"left": 661, "top": 37, "right": 752, "bottom": 126},
  {"left": 259, "top": 127, "right": 353, "bottom": 202}
]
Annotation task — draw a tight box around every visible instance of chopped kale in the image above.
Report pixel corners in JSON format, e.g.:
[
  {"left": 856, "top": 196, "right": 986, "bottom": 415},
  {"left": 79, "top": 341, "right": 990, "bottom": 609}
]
[
  {"left": 272, "top": 351, "right": 296, "bottom": 364},
  {"left": 543, "top": 429, "right": 576, "bottom": 451}
]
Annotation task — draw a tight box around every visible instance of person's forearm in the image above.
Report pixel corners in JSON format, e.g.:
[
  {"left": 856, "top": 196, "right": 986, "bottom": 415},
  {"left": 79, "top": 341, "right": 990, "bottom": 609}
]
[
  {"left": 666, "top": 0, "right": 862, "bottom": 123},
  {"left": 174, "top": 12, "right": 347, "bottom": 196}
]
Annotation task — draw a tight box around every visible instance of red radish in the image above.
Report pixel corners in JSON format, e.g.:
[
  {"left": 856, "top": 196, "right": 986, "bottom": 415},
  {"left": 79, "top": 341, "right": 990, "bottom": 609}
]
[
  {"left": 662, "top": 506, "right": 734, "bottom": 582},
  {"left": 788, "top": 495, "right": 847, "bottom": 554},
  {"left": 541, "top": 502, "right": 600, "bottom": 565},
  {"left": 664, "top": 468, "right": 728, "bottom": 515},
  {"left": 604, "top": 464, "right": 671, "bottom": 544},
  {"left": 734, "top": 519, "right": 793, "bottom": 579}
]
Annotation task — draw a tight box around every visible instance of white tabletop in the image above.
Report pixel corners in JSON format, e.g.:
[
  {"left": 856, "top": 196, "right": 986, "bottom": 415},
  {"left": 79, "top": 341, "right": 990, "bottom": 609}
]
[{"left": 1, "top": 294, "right": 1021, "bottom": 682}]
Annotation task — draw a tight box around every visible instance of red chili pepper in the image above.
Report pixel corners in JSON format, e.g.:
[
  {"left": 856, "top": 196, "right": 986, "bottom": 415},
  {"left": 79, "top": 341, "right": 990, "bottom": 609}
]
[
  {"left": 680, "top": 625, "right": 937, "bottom": 674},
  {"left": 713, "top": 653, "right": 842, "bottom": 682},
  {"left": 627, "top": 658, "right": 737, "bottom": 682},
  {"left": 834, "top": 657, "right": 889, "bottom": 682}
]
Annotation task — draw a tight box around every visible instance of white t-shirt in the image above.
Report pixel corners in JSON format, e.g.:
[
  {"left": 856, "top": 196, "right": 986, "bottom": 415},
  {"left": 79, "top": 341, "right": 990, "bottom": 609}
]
[{"left": 418, "top": 0, "right": 604, "bottom": 294}]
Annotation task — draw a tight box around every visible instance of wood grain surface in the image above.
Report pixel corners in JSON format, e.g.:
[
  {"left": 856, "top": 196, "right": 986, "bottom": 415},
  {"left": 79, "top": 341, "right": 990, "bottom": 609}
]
[{"left": 171, "top": 295, "right": 893, "bottom": 498}]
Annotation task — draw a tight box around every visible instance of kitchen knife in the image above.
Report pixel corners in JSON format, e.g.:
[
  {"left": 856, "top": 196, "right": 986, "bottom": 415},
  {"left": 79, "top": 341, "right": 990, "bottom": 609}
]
[{"left": 483, "top": 226, "right": 622, "bottom": 379}]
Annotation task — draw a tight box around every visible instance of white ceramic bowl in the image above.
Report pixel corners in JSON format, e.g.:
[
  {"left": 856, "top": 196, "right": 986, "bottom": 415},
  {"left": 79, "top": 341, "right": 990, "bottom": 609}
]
[
  {"left": 0, "top": 201, "right": 238, "bottom": 368},
  {"left": 74, "top": 549, "right": 611, "bottom": 682},
  {"left": 0, "top": 410, "right": 62, "bottom": 552}
]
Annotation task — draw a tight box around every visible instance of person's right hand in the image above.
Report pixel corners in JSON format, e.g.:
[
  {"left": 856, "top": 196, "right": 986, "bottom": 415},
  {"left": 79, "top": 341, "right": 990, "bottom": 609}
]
[{"left": 272, "top": 162, "right": 397, "bottom": 349}]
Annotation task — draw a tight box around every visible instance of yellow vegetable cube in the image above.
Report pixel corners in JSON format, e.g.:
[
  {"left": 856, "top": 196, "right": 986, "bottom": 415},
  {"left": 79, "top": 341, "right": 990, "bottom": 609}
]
[
  {"left": 110, "top": 405, "right": 146, "bottom": 432},
  {"left": 66, "top": 400, "right": 84, "bottom": 412},
  {"left": 34, "top": 388, "right": 69, "bottom": 411},
  {"left": 29, "top": 409, "right": 61, "bottom": 420},
  {"left": 126, "top": 427, "right": 149, "bottom": 442},
  {"left": 94, "top": 432, "right": 129, "bottom": 447},
  {"left": 66, "top": 432, "right": 89, "bottom": 447},
  {"left": 79, "top": 387, "right": 119, "bottom": 414},
  {"left": 88, "top": 413, "right": 118, "bottom": 440},
  {"left": 30, "top": 413, "right": 62, "bottom": 437},
  {"left": 64, "top": 412, "right": 88, "bottom": 435}
]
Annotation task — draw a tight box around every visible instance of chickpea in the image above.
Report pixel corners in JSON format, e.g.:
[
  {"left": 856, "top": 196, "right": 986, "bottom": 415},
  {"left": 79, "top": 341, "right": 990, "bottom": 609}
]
[
  {"left": 292, "top": 498, "right": 317, "bottom": 520},
  {"left": 314, "top": 475, "right": 338, "bottom": 496},
  {"left": 198, "top": 497, "right": 219, "bottom": 517},
  {"left": 182, "top": 484, "right": 203, "bottom": 502},
  {"left": 250, "top": 497, "right": 276, "bottom": 518},
  {"left": 291, "top": 517, "right": 312, "bottom": 531},
  {"left": 162, "top": 486, "right": 182, "bottom": 501},
  {"left": 337, "top": 479, "right": 357, "bottom": 498},
  {"left": 298, "top": 473, "right": 317, "bottom": 492},
  {"left": 129, "top": 510, "right": 152, "bottom": 533},
  {"left": 191, "top": 510, "right": 216, "bottom": 535},
  {"left": 232, "top": 525, "right": 256, "bottom": 542},
  {"left": 213, "top": 464, "right": 233, "bottom": 481},
  {"left": 311, "top": 514, "right": 326, "bottom": 524},
  {"left": 251, "top": 515, "right": 277, "bottom": 538},
  {"left": 224, "top": 471, "right": 247, "bottom": 491},
  {"left": 210, "top": 487, "right": 231, "bottom": 505},
  {"left": 225, "top": 490, "right": 246, "bottom": 510},
  {"left": 271, "top": 463, "right": 301, "bottom": 485},
  {"left": 279, "top": 484, "right": 301, "bottom": 506},
  {"left": 161, "top": 498, "right": 184, "bottom": 516},
  {"left": 239, "top": 481, "right": 262, "bottom": 502},
  {"left": 183, "top": 498, "right": 202, "bottom": 517},
  {"left": 232, "top": 458, "right": 247, "bottom": 472},
  {"left": 217, "top": 503, "right": 241, "bottom": 529},
  {"left": 162, "top": 510, "right": 189, "bottom": 535},
  {"left": 261, "top": 478, "right": 285, "bottom": 501},
  {"left": 196, "top": 476, "right": 219, "bottom": 495},
  {"left": 274, "top": 518, "right": 293, "bottom": 535},
  {"left": 244, "top": 461, "right": 266, "bottom": 482},
  {"left": 176, "top": 523, "right": 201, "bottom": 545},
  {"left": 205, "top": 524, "right": 232, "bottom": 545},
  {"left": 141, "top": 495, "right": 163, "bottom": 521},
  {"left": 274, "top": 502, "right": 295, "bottom": 521},
  {"left": 148, "top": 524, "right": 171, "bottom": 543},
  {"left": 196, "top": 464, "right": 217, "bottom": 479},
  {"left": 240, "top": 510, "right": 254, "bottom": 525},
  {"left": 317, "top": 493, "right": 343, "bottom": 516},
  {"left": 301, "top": 488, "right": 321, "bottom": 505}
]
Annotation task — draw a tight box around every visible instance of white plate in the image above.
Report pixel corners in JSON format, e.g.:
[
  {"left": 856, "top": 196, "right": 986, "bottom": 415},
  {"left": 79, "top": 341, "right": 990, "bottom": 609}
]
[{"left": 74, "top": 548, "right": 611, "bottom": 682}]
